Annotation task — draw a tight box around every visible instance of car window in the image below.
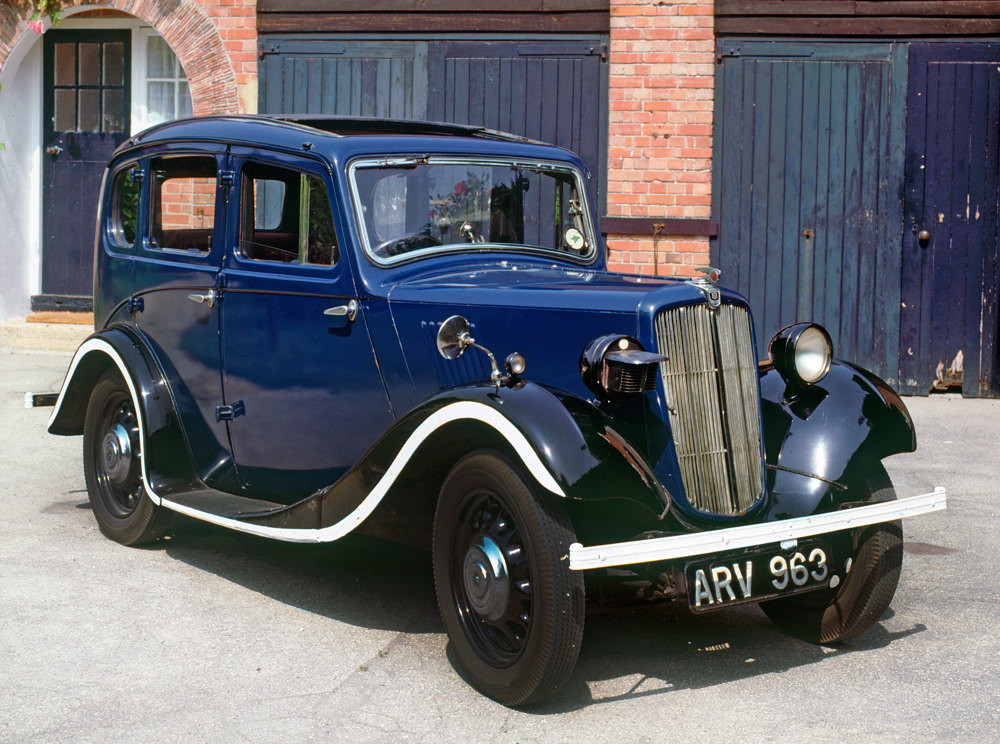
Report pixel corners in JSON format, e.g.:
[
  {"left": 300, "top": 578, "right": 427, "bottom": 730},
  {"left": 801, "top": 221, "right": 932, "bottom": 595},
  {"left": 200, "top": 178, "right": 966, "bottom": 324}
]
[
  {"left": 349, "top": 157, "right": 596, "bottom": 265},
  {"left": 109, "top": 166, "right": 140, "bottom": 248},
  {"left": 238, "top": 162, "right": 338, "bottom": 267},
  {"left": 149, "top": 156, "right": 217, "bottom": 254}
]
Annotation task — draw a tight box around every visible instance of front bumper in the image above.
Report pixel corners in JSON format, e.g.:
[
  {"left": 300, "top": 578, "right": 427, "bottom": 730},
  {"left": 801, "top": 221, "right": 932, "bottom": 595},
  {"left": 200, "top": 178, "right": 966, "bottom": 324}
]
[{"left": 568, "top": 487, "right": 946, "bottom": 570}]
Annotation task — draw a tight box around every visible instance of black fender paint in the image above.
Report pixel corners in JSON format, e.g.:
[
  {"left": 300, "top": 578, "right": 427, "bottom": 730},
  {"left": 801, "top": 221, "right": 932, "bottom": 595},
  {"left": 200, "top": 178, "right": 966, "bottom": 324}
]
[
  {"left": 47, "top": 326, "right": 199, "bottom": 495},
  {"left": 236, "top": 381, "right": 672, "bottom": 533},
  {"left": 758, "top": 359, "right": 916, "bottom": 520}
]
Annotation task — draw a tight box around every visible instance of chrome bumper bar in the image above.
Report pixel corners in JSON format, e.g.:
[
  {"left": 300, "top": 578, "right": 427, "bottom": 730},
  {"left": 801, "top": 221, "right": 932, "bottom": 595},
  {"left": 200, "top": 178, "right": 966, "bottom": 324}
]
[{"left": 568, "top": 487, "right": 947, "bottom": 571}]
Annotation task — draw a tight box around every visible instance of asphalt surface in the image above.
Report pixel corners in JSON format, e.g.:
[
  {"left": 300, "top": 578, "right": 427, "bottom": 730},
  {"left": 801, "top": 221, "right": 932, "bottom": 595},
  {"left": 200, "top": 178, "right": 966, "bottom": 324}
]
[{"left": 1, "top": 346, "right": 997, "bottom": 743}]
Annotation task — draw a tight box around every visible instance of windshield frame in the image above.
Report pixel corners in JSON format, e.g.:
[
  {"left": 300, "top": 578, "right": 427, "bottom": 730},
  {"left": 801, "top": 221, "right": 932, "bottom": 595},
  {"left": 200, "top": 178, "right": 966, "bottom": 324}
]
[{"left": 347, "top": 155, "right": 600, "bottom": 267}]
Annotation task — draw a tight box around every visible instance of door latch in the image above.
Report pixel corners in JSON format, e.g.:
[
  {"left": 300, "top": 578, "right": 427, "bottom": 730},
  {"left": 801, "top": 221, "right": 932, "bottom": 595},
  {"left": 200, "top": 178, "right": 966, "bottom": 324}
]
[{"left": 216, "top": 400, "right": 245, "bottom": 421}]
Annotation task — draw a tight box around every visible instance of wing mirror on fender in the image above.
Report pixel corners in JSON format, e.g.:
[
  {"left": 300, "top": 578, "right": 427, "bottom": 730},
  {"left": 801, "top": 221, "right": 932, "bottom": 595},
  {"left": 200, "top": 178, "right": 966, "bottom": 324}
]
[{"left": 436, "top": 315, "right": 526, "bottom": 390}]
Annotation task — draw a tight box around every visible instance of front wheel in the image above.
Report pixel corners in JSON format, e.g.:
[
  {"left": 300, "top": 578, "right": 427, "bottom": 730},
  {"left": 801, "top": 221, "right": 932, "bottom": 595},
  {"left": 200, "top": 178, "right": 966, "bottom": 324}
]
[
  {"left": 432, "top": 450, "right": 584, "bottom": 706},
  {"left": 83, "top": 370, "right": 170, "bottom": 545},
  {"left": 760, "top": 464, "right": 903, "bottom": 644}
]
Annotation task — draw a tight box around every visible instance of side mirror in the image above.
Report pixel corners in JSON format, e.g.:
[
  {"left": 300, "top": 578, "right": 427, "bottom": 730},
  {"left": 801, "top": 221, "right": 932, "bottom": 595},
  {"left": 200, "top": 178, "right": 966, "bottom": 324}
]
[{"left": 436, "top": 315, "right": 473, "bottom": 360}]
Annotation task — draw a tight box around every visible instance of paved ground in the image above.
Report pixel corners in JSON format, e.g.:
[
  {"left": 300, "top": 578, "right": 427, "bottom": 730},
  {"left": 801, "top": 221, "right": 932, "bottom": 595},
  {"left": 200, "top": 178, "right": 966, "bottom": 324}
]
[{"left": 1, "top": 346, "right": 997, "bottom": 743}]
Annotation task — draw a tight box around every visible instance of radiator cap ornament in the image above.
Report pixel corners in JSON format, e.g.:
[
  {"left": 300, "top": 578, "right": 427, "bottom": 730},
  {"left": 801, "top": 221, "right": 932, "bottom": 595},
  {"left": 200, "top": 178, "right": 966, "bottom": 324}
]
[{"left": 690, "top": 267, "right": 722, "bottom": 310}]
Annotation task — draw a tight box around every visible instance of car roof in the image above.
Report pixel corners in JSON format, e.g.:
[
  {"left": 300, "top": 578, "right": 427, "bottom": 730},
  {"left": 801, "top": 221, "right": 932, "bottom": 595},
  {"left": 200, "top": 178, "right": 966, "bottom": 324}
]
[{"left": 116, "top": 115, "right": 575, "bottom": 165}]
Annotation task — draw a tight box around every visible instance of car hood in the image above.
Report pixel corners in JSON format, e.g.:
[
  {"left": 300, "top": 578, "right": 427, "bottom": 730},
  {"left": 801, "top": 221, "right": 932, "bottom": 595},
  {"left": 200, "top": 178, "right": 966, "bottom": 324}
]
[{"left": 382, "top": 259, "right": 709, "bottom": 314}]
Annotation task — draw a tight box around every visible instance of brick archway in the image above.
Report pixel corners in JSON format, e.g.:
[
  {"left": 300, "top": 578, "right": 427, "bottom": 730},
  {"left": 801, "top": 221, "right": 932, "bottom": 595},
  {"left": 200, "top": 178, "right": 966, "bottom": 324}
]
[{"left": 0, "top": 0, "right": 244, "bottom": 115}]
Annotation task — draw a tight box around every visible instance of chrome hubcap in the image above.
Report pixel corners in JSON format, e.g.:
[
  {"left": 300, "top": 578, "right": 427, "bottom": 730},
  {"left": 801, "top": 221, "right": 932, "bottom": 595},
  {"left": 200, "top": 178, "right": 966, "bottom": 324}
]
[
  {"left": 102, "top": 423, "right": 132, "bottom": 485},
  {"left": 463, "top": 535, "right": 509, "bottom": 622}
]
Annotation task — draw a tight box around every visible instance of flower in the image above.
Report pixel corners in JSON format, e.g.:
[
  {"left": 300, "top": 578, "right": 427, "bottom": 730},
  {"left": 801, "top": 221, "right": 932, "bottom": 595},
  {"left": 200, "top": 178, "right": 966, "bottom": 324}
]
[
  {"left": 28, "top": 19, "right": 44, "bottom": 34},
  {"left": 454, "top": 180, "right": 467, "bottom": 194}
]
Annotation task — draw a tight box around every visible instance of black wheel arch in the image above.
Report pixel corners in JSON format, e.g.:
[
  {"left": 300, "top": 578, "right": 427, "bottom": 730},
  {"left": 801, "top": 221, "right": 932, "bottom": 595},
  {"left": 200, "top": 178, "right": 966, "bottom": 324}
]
[{"left": 48, "top": 327, "right": 196, "bottom": 492}]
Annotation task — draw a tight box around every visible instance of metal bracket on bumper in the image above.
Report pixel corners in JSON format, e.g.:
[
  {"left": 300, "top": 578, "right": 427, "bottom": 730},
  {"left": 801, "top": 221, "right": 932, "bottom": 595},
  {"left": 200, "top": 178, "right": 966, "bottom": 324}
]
[{"left": 568, "top": 488, "right": 947, "bottom": 571}]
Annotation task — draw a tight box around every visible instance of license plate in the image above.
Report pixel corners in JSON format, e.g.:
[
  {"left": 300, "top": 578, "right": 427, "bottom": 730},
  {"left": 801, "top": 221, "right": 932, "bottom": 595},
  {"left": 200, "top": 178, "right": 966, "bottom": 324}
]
[{"left": 686, "top": 541, "right": 832, "bottom": 612}]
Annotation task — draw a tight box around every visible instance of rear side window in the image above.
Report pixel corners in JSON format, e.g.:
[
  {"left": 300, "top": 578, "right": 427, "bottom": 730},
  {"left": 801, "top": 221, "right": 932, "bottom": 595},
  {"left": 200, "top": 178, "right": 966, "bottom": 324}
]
[
  {"left": 149, "top": 156, "right": 217, "bottom": 253},
  {"left": 109, "top": 167, "right": 140, "bottom": 247},
  {"left": 238, "top": 162, "right": 338, "bottom": 266}
]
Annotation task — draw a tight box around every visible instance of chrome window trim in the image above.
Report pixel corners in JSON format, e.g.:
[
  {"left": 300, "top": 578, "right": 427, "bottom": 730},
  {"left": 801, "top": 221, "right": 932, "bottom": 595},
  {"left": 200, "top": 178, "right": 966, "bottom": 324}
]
[{"left": 346, "top": 155, "right": 599, "bottom": 267}]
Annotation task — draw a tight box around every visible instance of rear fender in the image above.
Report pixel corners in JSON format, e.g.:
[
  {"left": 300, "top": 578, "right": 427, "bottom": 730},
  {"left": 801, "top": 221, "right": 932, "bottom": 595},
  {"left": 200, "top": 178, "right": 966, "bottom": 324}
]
[
  {"left": 759, "top": 360, "right": 916, "bottom": 519},
  {"left": 48, "top": 328, "right": 196, "bottom": 500}
]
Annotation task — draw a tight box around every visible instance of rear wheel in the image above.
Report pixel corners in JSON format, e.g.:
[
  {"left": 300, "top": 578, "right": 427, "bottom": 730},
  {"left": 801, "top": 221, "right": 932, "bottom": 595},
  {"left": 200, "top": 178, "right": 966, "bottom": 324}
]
[
  {"left": 432, "top": 450, "right": 584, "bottom": 706},
  {"left": 83, "top": 370, "right": 170, "bottom": 545},
  {"left": 760, "top": 464, "right": 902, "bottom": 644}
]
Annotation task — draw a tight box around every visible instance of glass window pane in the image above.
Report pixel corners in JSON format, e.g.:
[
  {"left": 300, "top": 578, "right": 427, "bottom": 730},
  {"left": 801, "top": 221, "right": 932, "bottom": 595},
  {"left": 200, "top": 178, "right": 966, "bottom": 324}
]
[
  {"left": 147, "top": 81, "right": 174, "bottom": 125},
  {"left": 54, "top": 89, "right": 76, "bottom": 132},
  {"left": 78, "top": 89, "right": 100, "bottom": 132},
  {"left": 254, "top": 180, "right": 286, "bottom": 231},
  {"left": 102, "top": 89, "right": 124, "bottom": 133},
  {"left": 306, "top": 175, "right": 337, "bottom": 265},
  {"left": 54, "top": 43, "right": 75, "bottom": 86},
  {"left": 78, "top": 43, "right": 100, "bottom": 86},
  {"left": 177, "top": 81, "right": 193, "bottom": 118},
  {"left": 112, "top": 169, "right": 140, "bottom": 246},
  {"left": 146, "top": 36, "right": 172, "bottom": 79},
  {"left": 103, "top": 42, "right": 124, "bottom": 86},
  {"left": 150, "top": 156, "right": 217, "bottom": 254}
]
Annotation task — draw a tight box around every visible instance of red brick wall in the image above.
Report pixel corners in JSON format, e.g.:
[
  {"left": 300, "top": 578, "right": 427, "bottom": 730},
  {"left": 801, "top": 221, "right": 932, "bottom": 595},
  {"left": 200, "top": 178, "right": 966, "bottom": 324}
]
[{"left": 605, "top": 0, "right": 715, "bottom": 277}]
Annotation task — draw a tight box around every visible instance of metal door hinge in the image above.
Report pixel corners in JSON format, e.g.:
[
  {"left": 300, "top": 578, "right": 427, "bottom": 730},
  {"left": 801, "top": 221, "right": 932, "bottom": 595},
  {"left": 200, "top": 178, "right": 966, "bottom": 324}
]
[
  {"left": 127, "top": 296, "right": 144, "bottom": 314},
  {"left": 219, "top": 170, "right": 235, "bottom": 187},
  {"left": 216, "top": 400, "right": 245, "bottom": 422}
]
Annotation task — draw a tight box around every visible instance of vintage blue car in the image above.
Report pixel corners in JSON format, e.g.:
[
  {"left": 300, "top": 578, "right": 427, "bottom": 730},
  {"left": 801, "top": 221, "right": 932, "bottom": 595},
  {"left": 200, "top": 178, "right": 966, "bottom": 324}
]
[{"left": 48, "top": 115, "right": 945, "bottom": 706}]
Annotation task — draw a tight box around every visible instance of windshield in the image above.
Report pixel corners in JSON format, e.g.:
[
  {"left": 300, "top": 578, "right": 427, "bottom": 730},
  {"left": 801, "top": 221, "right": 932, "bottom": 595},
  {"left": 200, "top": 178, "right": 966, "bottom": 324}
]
[{"left": 349, "top": 157, "right": 597, "bottom": 264}]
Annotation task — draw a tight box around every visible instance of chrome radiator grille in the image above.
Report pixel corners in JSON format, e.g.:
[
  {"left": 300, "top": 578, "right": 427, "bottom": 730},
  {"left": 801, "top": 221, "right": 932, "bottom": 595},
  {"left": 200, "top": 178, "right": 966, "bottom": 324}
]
[{"left": 654, "top": 303, "right": 764, "bottom": 514}]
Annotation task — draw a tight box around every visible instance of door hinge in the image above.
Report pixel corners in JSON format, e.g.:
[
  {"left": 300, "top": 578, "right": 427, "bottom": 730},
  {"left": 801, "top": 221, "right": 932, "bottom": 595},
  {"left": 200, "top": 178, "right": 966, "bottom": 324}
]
[
  {"left": 127, "top": 296, "right": 144, "bottom": 314},
  {"left": 215, "top": 400, "right": 245, "bottom": 422},
  {"left": 219, "top": 170, "right": 235, "bottom": 188}
]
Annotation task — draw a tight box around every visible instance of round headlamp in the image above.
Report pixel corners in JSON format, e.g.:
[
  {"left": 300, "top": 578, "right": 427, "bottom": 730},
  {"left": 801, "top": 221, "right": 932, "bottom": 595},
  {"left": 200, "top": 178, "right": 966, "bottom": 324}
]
[{"left": 768, "top": 323, "right": 833, "bottom": 385}]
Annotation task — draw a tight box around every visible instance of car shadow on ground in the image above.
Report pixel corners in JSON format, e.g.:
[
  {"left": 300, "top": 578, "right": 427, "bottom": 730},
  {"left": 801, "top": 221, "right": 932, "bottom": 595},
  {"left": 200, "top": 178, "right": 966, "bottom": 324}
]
[{"left": 151, "top": 513, "right": 925, "bottom": 712}]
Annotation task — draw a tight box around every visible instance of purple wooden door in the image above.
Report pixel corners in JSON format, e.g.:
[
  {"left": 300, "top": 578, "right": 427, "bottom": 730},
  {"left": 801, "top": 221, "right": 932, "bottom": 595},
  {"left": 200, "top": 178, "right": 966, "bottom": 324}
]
[
  {"left": 901, "top": 43, "right": 1000, "bottom": 397},
  {"left": 42, "top": 30, "right": 130, "bottom": 297}
]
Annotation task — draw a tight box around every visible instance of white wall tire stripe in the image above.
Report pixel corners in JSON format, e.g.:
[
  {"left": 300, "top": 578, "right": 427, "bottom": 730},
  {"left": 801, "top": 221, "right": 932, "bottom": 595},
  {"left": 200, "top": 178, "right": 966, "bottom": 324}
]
[{"left": 52, "top": 340, "right": 566, "bottom": 543}]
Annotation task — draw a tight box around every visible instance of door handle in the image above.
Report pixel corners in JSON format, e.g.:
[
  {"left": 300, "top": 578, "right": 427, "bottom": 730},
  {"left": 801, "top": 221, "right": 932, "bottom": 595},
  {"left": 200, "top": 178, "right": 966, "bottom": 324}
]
[
  {"left": 187, "top": 289, "right": 217, "bottom": 308},
  {"left": 323, "top": 299, "right": 359, "bottom": 322},
  {"left": 46, "top": 145, "right": 63, "bottom": 156}
]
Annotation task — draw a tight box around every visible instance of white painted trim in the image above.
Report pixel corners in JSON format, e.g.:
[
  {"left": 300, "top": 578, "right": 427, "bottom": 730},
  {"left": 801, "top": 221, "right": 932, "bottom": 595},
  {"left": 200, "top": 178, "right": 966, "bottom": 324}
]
[
  {"left": 49, "top": 337, "right": 163, "bottom": 506},
  {"left": 568, "top": 488, "right": 948, "bottom": 570},
  {"left": 51, "top": 342, "right": 566, "bottom": 542}
]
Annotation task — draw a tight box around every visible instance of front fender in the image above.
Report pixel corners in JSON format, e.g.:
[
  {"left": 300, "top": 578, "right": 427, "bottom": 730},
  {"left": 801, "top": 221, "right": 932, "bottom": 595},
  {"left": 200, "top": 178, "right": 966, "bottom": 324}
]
[
  {"left": 257, "top": 381, "right": 670, "bottom": 539},
  {"left": 759, "top": 360, "right": 916, "bottom": 519}
]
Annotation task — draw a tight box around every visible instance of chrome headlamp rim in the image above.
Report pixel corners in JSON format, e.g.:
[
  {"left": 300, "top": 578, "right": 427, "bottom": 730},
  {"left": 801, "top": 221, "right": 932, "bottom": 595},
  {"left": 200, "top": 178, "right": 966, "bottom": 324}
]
[{"left": 768, "top": 322, "right": 834, "bottom": 386}]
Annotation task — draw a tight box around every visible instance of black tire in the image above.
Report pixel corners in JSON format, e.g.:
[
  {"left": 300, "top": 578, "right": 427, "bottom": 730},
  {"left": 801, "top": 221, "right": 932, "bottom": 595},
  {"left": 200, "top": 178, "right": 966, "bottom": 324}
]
[
  {"left": 432, "top": 450, "right": 585, "bottom": 706},
  {"left": 760, "top": 464, "right": 903, "bottom": 644},
  {"left": 83, "top": 369, "right": 170, "bottom": 545}
]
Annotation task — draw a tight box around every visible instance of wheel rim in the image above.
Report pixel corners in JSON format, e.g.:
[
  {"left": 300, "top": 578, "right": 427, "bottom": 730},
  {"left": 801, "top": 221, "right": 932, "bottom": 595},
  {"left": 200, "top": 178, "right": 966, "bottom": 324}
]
[
  {"left": 92, "top": 392, "right": 143, "bottom": 519},
  {"left": 452, "top": 489, "right": 533, "bottom": 667}
]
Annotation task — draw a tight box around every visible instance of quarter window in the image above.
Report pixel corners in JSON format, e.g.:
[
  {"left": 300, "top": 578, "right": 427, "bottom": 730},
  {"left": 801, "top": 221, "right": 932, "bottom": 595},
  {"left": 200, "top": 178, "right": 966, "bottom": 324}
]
[
  {"left": 109, "top": 167, "right": 140, "bottom": 247},
  {"left": 149, "top": 156, "right": 217, "bottom": 254},
  {"left": 238, "top": 163, "right": 338, "bottom": 266}
]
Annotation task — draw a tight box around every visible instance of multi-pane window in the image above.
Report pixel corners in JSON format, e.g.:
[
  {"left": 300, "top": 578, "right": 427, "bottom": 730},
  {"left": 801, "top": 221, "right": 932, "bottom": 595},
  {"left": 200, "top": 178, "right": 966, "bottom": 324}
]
[
  {"left": 52, "top": 39, "right": 127, "bottom": 133},
  {"left": 145, "top": 36, "right": 192, "bottom": 125}
]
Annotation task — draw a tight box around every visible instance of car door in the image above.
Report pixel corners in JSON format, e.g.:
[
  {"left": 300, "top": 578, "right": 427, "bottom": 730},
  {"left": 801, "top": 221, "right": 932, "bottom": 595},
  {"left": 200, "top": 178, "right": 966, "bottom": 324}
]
[
  {"left": 219, "top": 148, "right": 396, "bottom": 502},
  {"left": 131, "top": 149, "right": 240, "bottom": 492}
]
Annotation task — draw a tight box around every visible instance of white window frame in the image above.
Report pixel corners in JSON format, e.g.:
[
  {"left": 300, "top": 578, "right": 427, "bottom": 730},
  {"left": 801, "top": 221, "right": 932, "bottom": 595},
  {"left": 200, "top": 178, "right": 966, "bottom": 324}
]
[{"left": 131, "top": 29, "right": 192, "bottom": 132}]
